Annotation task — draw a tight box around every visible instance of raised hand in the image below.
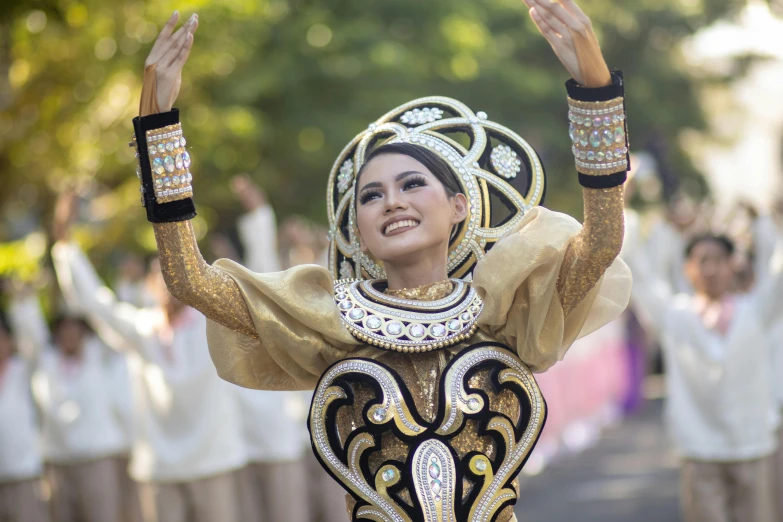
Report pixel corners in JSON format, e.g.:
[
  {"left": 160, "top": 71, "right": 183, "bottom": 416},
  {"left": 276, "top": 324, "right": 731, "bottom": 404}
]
[
  {"left": 144, "top": 11, "right": 199, "bottom": 112},
  {"left": 52, "top": 189, "right": 79, "bottom": 243},
  {"left": 523, "top": 0, "right": 611, "bottom": 88},
  {"left": 231, "top": 174, "right": 267, "bottom": 212}
]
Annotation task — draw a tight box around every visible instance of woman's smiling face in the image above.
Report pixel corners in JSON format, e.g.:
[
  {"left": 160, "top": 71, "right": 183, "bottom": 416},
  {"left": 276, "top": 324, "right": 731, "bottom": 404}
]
[{"left": 355, "top": 152, "right": 467, "bottom": 267}]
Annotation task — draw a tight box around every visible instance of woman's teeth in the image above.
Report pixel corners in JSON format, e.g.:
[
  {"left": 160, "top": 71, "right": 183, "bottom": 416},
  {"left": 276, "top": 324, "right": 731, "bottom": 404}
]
[{"left": 384, "top": 220, "right": 419, "bottom": 235}]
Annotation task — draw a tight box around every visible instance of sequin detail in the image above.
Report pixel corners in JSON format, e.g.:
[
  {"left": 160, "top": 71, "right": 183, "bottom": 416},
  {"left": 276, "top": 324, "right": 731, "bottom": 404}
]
[
  {"left": 557, "top": 186, "right": 624, "bottom": 316},
  {"left": 153, "top": 221, "right": 258, "bottom": 339},
  {"left": 384, "top": 280, "right": 454, "bottom": 301}
]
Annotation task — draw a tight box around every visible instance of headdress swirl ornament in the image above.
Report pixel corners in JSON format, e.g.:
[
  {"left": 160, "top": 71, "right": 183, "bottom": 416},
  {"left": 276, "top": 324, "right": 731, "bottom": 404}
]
[{"left": 326, "top": 97, "right": 546, "bottom": 281}]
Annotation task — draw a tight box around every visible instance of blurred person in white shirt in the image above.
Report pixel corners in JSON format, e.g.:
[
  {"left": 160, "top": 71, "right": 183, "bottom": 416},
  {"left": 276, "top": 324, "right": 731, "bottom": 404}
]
[
  {"left": 627, "top": 233, "right": 782, "bottom": 522},
  {"left": 50, "top": 192, "right": 246, "bottom": 522},
  {"left": 750, "top": 201, "right": 783, "bottom": 521},
  {"left": 0, "top": 305, "right": 48, "bottom": 522},
  {"left": 8, "top": 293, "right": 130, "bottom": 522},
  {"left": 227, "top": 175, "right": 312, "bottom": 522}
]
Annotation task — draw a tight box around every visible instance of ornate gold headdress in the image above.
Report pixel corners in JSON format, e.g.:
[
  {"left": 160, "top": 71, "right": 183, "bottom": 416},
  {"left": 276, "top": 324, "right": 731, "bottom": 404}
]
[{"left": 326, "top": 96, "right": 546, "bottom": 281}]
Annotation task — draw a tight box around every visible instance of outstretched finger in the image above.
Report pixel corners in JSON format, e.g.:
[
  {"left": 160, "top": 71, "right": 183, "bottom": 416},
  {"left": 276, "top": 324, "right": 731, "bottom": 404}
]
[
  {"left": 166, "top": 14, "right": 198, "bottom": 49},
  {"left": 150, "top": 11, "right": 179, "bottom": 53},
  {"left": 560, "top": 0, "right": 592, "bottom": 25},
  {"left": 529, "top": 0, "right": 583, "bottom": 34},
  {"left": 167, "top": 32, "right": 194, "bottom": 71},
  {"left": 529, "top": 7, "right": 559, "bottom": 39},
  {"left": 531, "top": 4, "right": 572, "bottom": 41},
  {"left": 530, "top": 7, "right": 573, "bottom": 55},
  {"left": 160, "top": 15, "right": 198, "bottom": 67}
]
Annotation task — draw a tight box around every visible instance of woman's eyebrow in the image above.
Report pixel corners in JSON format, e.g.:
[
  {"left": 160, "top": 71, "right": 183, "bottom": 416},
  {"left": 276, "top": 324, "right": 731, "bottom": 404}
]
[
  {"left": 359, "top": 181, "right": 382, "bottom": 192},
  {"left": 359, "top": 171, "right": 424, "bottom": 192},
  {"left": 396, "top": 171, "right": 424, "bottom": 181}
]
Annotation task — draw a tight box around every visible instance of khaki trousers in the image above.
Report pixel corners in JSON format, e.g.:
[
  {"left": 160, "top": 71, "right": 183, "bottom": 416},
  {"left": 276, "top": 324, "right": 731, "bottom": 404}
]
[
  {"left": 46, "top": 457, "right": 122, "bottom": 522},
  {"left": 681, "top": 457, "right": 775, "bottom": 522},
  {"left": 774, "top": 425, "right": 783, "bottom": 521},
  {"left": 115, "top": 457, "right": 143, "bottom": 522},
  {"left": 138, "top": 470, "right": 239, "bottom": 522},
  {"left": 237, "top": 460, "right": 309, "bottom": 522},
  {"left": 0, "top": 478, "right": 49, "bottom": 522}
]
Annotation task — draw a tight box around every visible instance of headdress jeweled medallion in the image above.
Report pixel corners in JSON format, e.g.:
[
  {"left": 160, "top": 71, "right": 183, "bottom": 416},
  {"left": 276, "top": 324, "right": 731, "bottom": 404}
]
[{"left": 326, "top": 96, "right": 546, "bottom": 281}]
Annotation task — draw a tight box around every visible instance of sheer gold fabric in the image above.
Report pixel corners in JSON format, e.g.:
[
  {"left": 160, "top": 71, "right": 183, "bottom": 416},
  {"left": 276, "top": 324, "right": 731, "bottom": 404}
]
[{"left": 198, "top": 206, "right": 630, "bottom": 391}]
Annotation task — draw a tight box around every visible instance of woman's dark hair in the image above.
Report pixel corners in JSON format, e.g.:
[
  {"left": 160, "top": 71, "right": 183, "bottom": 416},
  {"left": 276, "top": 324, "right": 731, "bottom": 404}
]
[
  {"left": 685, "top": 234, "right": 735, "bottom": 259},
  {"left": 355, "top": 143, "right": 462, "bottom": 200}
]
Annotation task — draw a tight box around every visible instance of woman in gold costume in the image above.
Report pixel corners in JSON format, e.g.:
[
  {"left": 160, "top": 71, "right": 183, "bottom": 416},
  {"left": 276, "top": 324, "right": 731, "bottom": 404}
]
[{"left": 131, "top": 1, "right": 632, "bottom": 520}]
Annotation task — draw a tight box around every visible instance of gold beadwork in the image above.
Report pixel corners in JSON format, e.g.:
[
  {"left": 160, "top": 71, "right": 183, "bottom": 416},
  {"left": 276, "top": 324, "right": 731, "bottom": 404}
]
[
  {"left": 335, "top": 279, "right": 484, "bottom": 353},
  {"left": 567, "top": 96, "right": 628, "bottom": 176},
  {"left": 143, "top": 123, "right": 193, "bottom": 204}
]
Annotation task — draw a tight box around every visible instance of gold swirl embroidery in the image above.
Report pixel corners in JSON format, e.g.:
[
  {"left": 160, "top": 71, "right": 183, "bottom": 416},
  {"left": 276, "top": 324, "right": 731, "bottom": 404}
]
[
  {"left": 310, "top": 359, "right": 425, "bottom": 522},
  {"left": 438, "top": 347, "right": 545, "bottom": 522},
  {"left": 309, "top": 346, "right": 545, "bottom": 522}
]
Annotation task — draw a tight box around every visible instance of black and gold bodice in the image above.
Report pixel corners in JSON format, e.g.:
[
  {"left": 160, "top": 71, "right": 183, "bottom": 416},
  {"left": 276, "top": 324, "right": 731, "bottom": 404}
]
[{"left": 310, "top": 279, "right": 546, "bottom": 522}]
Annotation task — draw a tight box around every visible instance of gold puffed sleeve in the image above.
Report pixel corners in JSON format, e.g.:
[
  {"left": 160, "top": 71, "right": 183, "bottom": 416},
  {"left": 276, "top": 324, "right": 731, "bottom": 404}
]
[
  {"left": 204, "top": 260, "right": 363, "bottom": 390},
  {"left": 471, "top": 206, "right": 631, "bottom": 373},
  {"left": 152, "top": 221, "right": 362, "bottom": 390},
  {"left": 556, "top": 185, "right": 625, "bottom": 316}
]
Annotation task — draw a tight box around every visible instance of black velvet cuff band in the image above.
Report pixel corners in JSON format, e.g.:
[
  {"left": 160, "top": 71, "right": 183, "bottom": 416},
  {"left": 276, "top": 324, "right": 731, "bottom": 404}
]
[
  {"left": 578, "top": 171, "right": 627, "bottom": 189},
  {"left": 132, "top": 109, "right": 197, "bottom": 223},
  {"left": 565, "top": 71, "right": 624, "bottom": 102}
]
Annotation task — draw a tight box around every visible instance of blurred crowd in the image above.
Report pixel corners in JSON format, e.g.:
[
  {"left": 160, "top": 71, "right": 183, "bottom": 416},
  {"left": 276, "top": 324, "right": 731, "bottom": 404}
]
[
  {"left": 619, "top": 153, "right": 783, "bottom": 522},
  {"left": 0, "top": 176, "right": 344, "bottom": 522},
  {"left": 2, "top": 158, "right": 783, "bottom": 522}
]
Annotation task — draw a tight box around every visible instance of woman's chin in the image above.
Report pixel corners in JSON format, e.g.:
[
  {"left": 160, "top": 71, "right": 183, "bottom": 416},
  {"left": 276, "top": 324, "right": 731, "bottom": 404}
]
[{"left": 371, "top": 237, "right": 442, "bottom": 267}]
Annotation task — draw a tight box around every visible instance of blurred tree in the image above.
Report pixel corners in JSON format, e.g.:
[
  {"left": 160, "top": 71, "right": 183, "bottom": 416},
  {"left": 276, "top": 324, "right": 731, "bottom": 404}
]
[{"left": 0, "top": 0, "right": 738, "bottom": 276}]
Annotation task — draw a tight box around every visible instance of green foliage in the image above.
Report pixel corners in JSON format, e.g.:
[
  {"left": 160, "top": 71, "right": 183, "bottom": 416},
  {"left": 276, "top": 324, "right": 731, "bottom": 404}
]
[{"left": 0, "top": 0, "right": 736, "bottom": 267}]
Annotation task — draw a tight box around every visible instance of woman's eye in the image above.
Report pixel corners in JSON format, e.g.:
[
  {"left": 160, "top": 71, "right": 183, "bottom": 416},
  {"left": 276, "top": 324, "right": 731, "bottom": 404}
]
[
  {"left": 403, "top": 178, "right": 427, "bottom": 190},
  {"left": 359, "top": 191, "right": 382, "bottom": 204}
]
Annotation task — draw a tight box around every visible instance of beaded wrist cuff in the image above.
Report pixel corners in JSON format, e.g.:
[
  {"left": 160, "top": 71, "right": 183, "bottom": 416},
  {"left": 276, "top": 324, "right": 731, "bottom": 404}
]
[
  {"left": 143, "top": 124, "right": 193, "bottom": 203},
  {"left": 131, "top": 109, "right": 196, "bottom": 223},
  {"left": 567, "top": 97, "right": 628, "bottom": 176}
]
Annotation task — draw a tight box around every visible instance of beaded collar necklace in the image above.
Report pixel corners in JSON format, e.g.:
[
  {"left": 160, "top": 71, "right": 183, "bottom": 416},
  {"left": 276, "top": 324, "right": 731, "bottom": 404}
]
[{"left": 334, "top": 278, "right": 483, "bottom": 353}]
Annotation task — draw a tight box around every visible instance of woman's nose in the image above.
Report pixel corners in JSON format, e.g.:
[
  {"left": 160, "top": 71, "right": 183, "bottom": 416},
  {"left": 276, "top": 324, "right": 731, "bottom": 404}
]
[{"left": 383, "top": 192, "right": 407, "bottom": 213}]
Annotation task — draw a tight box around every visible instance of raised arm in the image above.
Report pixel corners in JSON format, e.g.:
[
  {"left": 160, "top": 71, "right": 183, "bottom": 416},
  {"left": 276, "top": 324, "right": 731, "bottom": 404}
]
[
  {"left": 524, "top": 0, "right": 627, "bottom": 316},
  {"left": 623, "top": 237, "right": 673, "bottom": 334},
  {"left": 754, "top": 238, "right": 783, "bottom": 330},
  {"left": 51, "top": 241, "right": 150, "bottom": 352},
  {"left": 7, "top": 289, "right": 50, "bottom": 365},
  {"left": 50, "top": 191, "right": 152, "bottom": 353},
  {"left": 232, "top": 175, "right": 281, "bottom": 273},
  {"left": 134, "top": 12, "right": 257, "bottom": 339}
]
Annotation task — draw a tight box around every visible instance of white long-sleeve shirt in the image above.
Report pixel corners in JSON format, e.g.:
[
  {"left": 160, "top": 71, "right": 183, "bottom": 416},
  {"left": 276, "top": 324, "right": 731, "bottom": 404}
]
[
  {"left": 234, "top": 206, "right": 309, "bottom": 462},
  {"left": 0, "top": 356, "right": 42, "bottom": 481},
  {"left": 646, "top": 219, "right": 692, "bottom": 295},
  {"left": 8, "top": 294, "right": 131, "bottom": 464},
  {"left": 52, "top": 242, "right": 247, "bottom": 482},
  {"left": 627, "top": 246, "right": 783, "bottom": 461},
  {"left": 753, "top": 215, "right": 783, "bottom": 408}
]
